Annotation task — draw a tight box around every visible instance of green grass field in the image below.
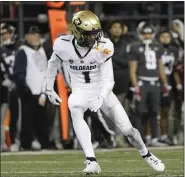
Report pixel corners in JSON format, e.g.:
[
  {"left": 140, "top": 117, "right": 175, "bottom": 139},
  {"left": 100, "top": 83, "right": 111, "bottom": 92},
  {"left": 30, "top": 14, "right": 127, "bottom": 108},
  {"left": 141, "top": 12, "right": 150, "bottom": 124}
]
[{"left": 1, "top": 147, "right": 184, "bottom": 177}]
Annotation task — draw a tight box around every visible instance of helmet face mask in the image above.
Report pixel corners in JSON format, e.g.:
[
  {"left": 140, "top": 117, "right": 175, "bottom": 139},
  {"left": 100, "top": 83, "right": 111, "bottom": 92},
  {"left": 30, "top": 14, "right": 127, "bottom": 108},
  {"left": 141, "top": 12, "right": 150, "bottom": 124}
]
[
  {"left": 0, "top": 23, "right": 15, "bottom": 46},
  {"left": 71, "top": 11, "right": 102, "bottom": 47},
  {"left": 138, "top": 23, "right": 155, "bottom": 44},
  {"left": 79, "top": 30, "right": 101, "bottom": 47}
]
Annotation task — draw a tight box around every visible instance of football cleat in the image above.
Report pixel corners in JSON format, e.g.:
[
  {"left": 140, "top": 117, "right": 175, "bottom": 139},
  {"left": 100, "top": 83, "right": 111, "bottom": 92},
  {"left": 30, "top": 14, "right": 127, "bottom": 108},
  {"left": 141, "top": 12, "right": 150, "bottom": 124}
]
[
  {"left": 144, "top": 153, "right": 165, "bottom": 172},
  {"left": 83, "top": 160, "right": 101, "bottom": 175}
]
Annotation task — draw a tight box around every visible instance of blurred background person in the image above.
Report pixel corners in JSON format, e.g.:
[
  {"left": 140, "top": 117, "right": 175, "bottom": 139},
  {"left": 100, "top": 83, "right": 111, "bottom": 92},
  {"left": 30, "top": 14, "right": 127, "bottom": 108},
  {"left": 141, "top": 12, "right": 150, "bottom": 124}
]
[
  {"left": 107, "top": 21, "right": 131, "bottom": 147},
  {"left": 174, "top": 58, "right": 184, "bottom": 145},
  {"left": 157, "top": 28, "right": 182, "bottom": 145},
  {"left": 128, "top": 23, "right": 170, "bottom": 147},
  {"left": 13, "top": 26, "right": 49, "bottom": 150},
  {"left": 170, "top": 19, "right": 184, "bottom": 145},
  {"left": 171, "top": 19, "right": 184, "bottom": 53},
  {"left": 0, "top": 23, "right": 20, "bottom": 152},
  {"left": 122, "top": 24, "right": 136, "bottom": 43}
]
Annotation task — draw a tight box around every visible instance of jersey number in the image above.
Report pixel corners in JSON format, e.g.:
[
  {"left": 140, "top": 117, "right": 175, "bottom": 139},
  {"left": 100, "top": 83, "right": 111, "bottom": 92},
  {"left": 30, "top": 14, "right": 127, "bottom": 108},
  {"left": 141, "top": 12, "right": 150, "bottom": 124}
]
[
  {"left": 82, "top": 72, "right": 90, "bottom": 83},
  {"left": 145, "top": 51, "right": 157, "bottom": 70},
  {"left": 161, "top": 55, "right": 175, "bottom": 74},
  {"left": 4, "top": 55, "right": 15, "bottom": 75}
]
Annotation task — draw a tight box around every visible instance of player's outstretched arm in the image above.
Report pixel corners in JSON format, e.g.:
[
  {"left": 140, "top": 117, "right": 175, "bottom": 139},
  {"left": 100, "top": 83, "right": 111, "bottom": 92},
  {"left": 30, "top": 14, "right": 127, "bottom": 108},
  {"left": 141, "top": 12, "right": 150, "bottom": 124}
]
[
  {"left": 46, "top": 52, "right": 62, "bottom": 105},
  {"left": 88, "top": 58, "right": 114, "bottom": 112},
  {"left": 99, "top": 58, "right": 115, "bottom": 99}
]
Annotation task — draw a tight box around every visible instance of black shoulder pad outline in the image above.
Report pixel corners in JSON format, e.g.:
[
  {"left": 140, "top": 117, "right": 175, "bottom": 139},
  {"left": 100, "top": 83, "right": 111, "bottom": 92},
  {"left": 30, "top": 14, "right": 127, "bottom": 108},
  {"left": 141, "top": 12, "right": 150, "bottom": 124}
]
[
  {"left": 104, "top": 56, "right": 111, "bottom": 62},
  {"left": 55, "top": 54, "right": 63, "bottom": 61},
  {"left": 61, "top": 39, "right": 70, "bottom": 42},
  {"left": 99, "top": 41, "right": 106, "bottom": 44}
]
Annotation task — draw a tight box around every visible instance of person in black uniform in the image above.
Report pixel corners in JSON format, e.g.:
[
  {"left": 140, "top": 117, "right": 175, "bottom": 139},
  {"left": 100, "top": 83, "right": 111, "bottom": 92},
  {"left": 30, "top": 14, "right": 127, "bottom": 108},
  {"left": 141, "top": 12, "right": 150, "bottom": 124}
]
[
  {"left": 108, "top": 21, "right": 131, "bottom": 104},
  {"left": 0, "top": 23, "right": 20, "bottom": 152},
  {"left": 157, "top": 29, "right": 183, "bottom": 145},
  {"left": 128, "top": 23, "right": 170, "bottom": 147},
  {"left": 107, "top": 21, "right": 132, "bottom": 147}
]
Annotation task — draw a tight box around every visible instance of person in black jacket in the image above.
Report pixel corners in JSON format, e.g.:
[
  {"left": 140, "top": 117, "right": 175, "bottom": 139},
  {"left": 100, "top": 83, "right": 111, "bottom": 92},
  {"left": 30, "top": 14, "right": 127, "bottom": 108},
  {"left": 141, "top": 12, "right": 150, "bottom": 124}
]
[
  {"left": 107, "top": 21, "right": 133, "bottom": 146},
  {"left": 108, "top": 21, "right": 131, "bottom": 108}
]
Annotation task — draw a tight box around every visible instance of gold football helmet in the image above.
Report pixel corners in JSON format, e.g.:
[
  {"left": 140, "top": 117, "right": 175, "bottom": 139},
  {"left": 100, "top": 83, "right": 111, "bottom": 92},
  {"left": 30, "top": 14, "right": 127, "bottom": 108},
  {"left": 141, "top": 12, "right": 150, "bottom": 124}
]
[{"left": 71, "top": 11, "right": 102, "bottom": 47}]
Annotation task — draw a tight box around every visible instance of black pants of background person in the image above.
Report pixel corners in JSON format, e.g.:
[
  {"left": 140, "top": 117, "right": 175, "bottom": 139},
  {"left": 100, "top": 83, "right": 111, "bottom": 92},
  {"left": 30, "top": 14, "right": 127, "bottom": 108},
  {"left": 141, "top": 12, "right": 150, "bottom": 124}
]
[
  {"left": 84, "top": 109, "right": 115, "bottom": 148},
  {"left": 134, "top": 80, "right": 161, "bottom": 141},
  {"left": 20, "top": 94, "right": 49, "bottom": 150},
  {"left": 173, "top": 89, "right": 184, "bottom": 136},
  {"left": 9, "top": 89, "right": 20, "bottom": 144}
]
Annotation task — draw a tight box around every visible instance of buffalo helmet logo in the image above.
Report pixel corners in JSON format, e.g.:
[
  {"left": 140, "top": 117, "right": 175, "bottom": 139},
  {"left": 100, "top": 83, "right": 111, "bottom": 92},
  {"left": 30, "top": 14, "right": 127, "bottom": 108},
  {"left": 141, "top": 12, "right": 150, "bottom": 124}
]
[{"left": 73, "top": 18, "right": 82, "bottom": 26}]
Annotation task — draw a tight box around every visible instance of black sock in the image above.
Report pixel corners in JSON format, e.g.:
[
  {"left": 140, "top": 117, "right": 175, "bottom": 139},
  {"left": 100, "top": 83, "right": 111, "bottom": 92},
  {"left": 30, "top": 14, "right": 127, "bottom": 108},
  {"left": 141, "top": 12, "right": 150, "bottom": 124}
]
[
  {"left": 86, "top": 157, "right": 97, "bottom": 162},
  {"left": 142, "top": 151, "right": 151, "bottom": 158}
]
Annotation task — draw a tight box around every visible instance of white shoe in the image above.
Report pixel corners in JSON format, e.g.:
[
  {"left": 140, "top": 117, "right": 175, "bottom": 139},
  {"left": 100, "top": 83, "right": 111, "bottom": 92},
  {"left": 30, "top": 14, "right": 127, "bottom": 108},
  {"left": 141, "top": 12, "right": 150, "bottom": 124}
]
[
  {"left": 144, "top": 153, "right": 165, "bottom": 172},
  {"left": 10, "top": 139, "right": 20, "bottom": 152},
  {"left": 151, "top": 139, "right": 168, "bottom": 147},
  {"left": 173, "top": 136, "right": 178, "bottom": 145},
  {"left": 10, "top": 143, "right": 20, "bottom": 152},
  {"left": 83, "top": 160, "right": 101, "bottom": 175},
  {"left": 92, "top": 141, "right": 99, "bottom": 149},
  {"left": 55, "top": 141, "right": 63, "bottom": 150},
  {"left": 31, "top": 140, "right": 41, "bottom": 151}
]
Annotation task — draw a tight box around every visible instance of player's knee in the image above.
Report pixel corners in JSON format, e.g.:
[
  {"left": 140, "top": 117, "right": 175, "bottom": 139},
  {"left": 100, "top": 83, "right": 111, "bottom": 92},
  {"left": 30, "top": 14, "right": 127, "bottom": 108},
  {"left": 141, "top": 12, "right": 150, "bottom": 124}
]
[
  {"left": 70, "top": 107, "right": 83, "bottom": 120},
  {"left": 102, "top": 92, "right": 120, "bottom": 111},
  {"left": 126, "top": 127, "right": 139, "bottom": 137},
  {"left": 118, "top": 124, "right": 133, "bottom": 136},
  {"left": 68, "top": 96, "right": 83, "bottom": 112}
]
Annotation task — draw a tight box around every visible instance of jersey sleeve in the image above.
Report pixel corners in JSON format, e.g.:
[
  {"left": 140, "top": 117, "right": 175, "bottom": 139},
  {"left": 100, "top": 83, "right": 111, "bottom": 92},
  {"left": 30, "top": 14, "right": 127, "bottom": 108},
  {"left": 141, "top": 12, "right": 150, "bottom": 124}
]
[
  {"left": 127, "top": 44, "right": 138, "bottom": 61},
  {"left": 53, "top": 38, "right": 62, "bottom": 57},
  {"left": 53, "top": 36, "right": 70, "bottom": 61},
  {"left": 46, "top": 52, "right": 62, "bottom": 90},
  {"left": 99, "top": 58, "right": 115, "bottom": 99},
  {"left": 95, "top": 38, "right": 114, "bottom": 63}
]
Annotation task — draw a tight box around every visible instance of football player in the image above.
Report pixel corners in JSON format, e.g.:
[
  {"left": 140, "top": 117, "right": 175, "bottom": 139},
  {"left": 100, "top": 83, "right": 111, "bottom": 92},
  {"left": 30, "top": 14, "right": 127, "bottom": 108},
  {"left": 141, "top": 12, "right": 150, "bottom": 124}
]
[
  {"left": 0, "top": 23, "right": 19, "bottom": 152},
  {"left": 128, "top": 23, "right": 171, "bottom": 147},
  {"left": 46, "top": 11, "right": 165, "bottom": 174},
  {"left": 157, "top": 29, "right": 182, "bottom": 145}
]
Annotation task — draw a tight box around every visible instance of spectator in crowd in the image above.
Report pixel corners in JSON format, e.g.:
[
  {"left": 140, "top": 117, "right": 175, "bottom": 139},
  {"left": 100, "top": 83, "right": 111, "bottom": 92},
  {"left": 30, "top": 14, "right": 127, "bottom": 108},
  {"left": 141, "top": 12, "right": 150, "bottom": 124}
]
[
  {"left": 13, "top": 26, "right": 49, "bottom": 150},
  {"left": 108, "top": 21, "right": 131, "bottom": 110},
  {"left": 157, "top": 28, "right": 182, "bottom": 145},
  {"left": 171, "top": 19, "right": 184, "bottom": 49},
  {"left": 122, "top": 24, "right": 135, "bottom": 43},
  {"left": 107, "top": 21, "right": 131, "bottom": 146},
  {"left": 170, "top": 20, "right": 184, "bottom": 145},
  {"left": 171, "top": 19, "right": 184, "bottom": 63},
  {"left": 0, "top": 23, "right": 19, "bottom": 152},
  {"left": 128, "top": 23, "right": 170, "bottom": 147}
]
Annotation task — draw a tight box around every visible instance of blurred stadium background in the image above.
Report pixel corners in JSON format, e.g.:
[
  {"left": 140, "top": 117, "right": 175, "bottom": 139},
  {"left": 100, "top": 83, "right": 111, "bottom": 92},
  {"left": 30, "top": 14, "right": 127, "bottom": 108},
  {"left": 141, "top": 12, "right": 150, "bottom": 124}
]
[
  {"left": 1, "top": 1, "right": 184, "bottom": 37},
  {"left": 0, "top": 1, "right": 184, "bottom": 177}
]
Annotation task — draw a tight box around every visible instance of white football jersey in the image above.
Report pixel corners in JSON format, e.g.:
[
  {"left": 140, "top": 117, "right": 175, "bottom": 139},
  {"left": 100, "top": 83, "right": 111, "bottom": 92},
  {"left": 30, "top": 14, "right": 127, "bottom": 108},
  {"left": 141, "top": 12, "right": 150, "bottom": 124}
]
[{"left": 53, "top": 35, "right": 114, "bottom": 90}]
